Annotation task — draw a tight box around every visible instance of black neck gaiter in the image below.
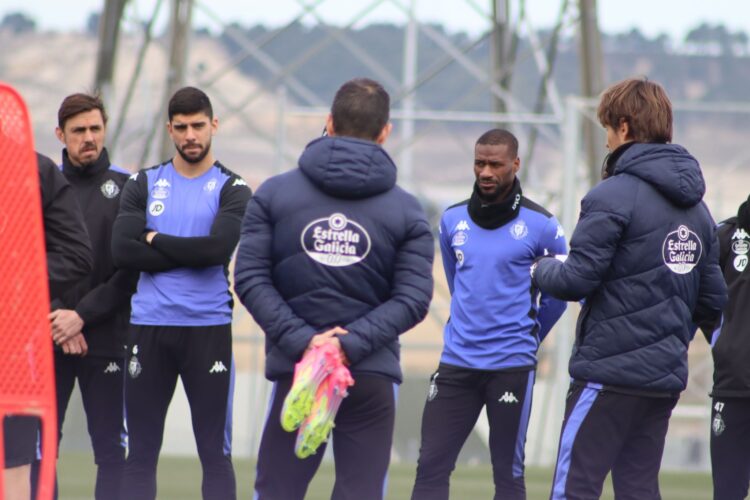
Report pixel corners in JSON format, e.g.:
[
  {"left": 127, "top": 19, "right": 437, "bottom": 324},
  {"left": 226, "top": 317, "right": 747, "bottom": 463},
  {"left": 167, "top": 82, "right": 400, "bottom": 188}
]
[{"left": 467, "top": 177, "right": 522, "bottom": 230}]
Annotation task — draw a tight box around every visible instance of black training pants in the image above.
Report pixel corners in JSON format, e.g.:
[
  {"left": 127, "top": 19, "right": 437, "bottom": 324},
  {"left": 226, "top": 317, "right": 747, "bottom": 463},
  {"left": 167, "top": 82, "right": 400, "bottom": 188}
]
[
  {"left": 411, "top": 364, "right": 535, "bottom": 500},
  {"left": 710, "top": 397, "right": 750, "bottom": 500},
  {"left": 121, "top": 324, "right": 235, "bottom": 500}
]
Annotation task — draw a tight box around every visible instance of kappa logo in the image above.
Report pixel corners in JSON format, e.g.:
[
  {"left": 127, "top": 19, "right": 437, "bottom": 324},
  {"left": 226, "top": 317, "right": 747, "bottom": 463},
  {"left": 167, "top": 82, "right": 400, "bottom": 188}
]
[
  {"left": 662, "top": 225, "right": 703, "bottom": 274},
  {"left": 151, "top": 178, "right": 171, "bottom": 200},
  {"left": 732, "top": 228, "right": 750, "bottom": 240},
  {"left": 455, "top": 220, "right": 470, "bottom": 231},
  {"left": 555, "top": 224, "right": 565, "bottom": 240},
  {"left": 232, "top": 178, "right": 247, "bottom": 186},
  {"left": 209, "top": 361, "right": 228, "bottom": 373},
  {"left": 129, "top": 173, "right": 138, "bottom": 181},
  {"left": 103, "top": 362, "right": 121, "bottom": 374},
  {"left": 100, "top": 179, "right": 120, "bottom": 199},
  {"left": 301, "top": 213, "right": 371, "bottom": 267},
  {"left": 498, "top": 392, "right": 519, "bottom": 404}
]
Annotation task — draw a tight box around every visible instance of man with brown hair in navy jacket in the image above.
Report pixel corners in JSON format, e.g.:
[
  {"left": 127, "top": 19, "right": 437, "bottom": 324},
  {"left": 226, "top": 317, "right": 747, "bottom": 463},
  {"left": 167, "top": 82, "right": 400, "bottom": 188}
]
[{"left": 532, "top": 77, "right": 727, "bottom": 500}]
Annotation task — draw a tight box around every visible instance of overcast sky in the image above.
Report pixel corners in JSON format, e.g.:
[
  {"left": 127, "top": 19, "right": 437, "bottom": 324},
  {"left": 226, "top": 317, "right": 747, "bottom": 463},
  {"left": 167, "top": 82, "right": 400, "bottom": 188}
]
[{"left": 1, "top": 0, "right": 749, "bottom": 42}]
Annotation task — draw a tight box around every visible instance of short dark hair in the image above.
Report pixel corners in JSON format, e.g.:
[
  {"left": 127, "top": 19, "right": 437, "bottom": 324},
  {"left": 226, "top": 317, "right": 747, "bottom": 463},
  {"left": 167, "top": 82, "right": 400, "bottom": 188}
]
[
  {"left": 168, "top": 86, "right": 213, "bottom": 121},
  {"left": 597, "top": 77, "right": 672, "bottom": 143},
  {"left": 476, "top": 128, "right": 519, "bottom": 157},
  {"left": 58, "top": 93, "right": 107, "bottom": 130},
  {"left": 330, "top": 78, "right": 389, "bottom": 141}
]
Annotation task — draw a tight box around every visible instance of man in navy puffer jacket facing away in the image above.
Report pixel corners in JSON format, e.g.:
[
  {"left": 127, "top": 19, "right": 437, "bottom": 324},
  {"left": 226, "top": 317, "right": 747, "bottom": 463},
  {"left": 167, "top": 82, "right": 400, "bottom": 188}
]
[
  {"left": 532, "top": 77, "right": 727, "bottom": 500},
  {"left": 234, "top": 78, "right": 434, "bottom": 500}
]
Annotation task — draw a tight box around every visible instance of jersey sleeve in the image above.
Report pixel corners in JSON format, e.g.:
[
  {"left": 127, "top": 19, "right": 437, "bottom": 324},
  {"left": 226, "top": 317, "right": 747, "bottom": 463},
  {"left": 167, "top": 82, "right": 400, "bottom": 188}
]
[
  {"left": 535, "top": 215, "right": 568, "bottom": 341},
  {"left": 693, "top": 221, "right": 728, "bottom": 337},
  {"left": 111, "top": 172, "right": 179, "bottom": 272},
  {"left": 37, "top": 153, "right": 94, "bottom": 307},
  {"left": 534, "top": 186, "right": 631, "bottom": 301},
  {"left": 439, "top": 214, "right": 456, "bottom": 295},
  {"left": 149, "top": 174, "right": 252, "bottom": 267}
]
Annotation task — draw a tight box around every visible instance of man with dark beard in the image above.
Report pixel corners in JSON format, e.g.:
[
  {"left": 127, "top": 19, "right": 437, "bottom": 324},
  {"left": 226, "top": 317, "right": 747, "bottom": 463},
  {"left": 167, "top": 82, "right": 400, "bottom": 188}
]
[
  {"left": 411, "top": 129, "right": 567, "bottom": 500},
  {"left": 111, "top": 87, "right": 251, "bottom": 500}
]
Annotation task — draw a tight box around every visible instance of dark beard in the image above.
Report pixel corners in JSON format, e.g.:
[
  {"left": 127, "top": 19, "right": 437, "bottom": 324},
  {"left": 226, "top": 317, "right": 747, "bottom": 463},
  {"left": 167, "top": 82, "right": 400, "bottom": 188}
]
[
  {"left": 176, "top": 142, "right": 211, "bottom": 164},
  {"left": 477, "top": 185, "right": 502, "bottom": 204}
]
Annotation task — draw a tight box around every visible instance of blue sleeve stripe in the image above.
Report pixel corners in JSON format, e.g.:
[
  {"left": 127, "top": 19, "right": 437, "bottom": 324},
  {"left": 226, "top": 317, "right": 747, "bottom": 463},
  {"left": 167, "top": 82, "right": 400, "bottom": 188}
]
[
  {"left": 551, "top": 384, "right": 601, "bottom": 499},
  {"left": 254, "top": 382, "right": 279, "bottom": 500},
  {"left": 710, "top": 315, "right": 724, "bottom": 347},
  {"left": 378, "top": 383, "right": 399, "bottom": 496},
  {"left": 512, "top": 370, "right": 536, "bottom": 478},
  {"left": 223, "top": 358, "right": 236, "bottom": 456}
]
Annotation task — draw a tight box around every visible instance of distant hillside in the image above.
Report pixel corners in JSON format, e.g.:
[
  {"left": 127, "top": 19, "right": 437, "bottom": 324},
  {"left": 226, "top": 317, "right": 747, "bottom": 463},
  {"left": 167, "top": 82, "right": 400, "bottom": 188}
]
[
  {"left": 218, "top": 21, "right": 750, "bottom": 108},
  {"left": 1, "top": 22, "right": 748, "bottom": 221}
]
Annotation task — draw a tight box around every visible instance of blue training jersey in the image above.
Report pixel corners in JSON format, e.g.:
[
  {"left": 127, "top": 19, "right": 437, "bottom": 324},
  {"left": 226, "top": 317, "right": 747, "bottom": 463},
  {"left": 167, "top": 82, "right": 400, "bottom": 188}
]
[
  {"left": 123, "top": 161, "right": 248, "bottom": 326},
  {"left": 440, "top": 197, "right": 567, "bottom": 370}
]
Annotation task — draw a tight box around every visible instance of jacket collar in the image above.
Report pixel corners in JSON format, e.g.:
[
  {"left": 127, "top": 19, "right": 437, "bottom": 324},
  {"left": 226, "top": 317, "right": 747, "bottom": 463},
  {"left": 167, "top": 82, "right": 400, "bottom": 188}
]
[{"left": 61, "top": 148, "right": 111, "bottom": 177}]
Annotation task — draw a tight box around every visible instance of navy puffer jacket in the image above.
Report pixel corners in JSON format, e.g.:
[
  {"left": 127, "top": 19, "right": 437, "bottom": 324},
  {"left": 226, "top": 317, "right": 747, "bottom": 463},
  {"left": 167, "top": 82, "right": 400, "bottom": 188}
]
[
  {"left": 534, "top": 143, "right": 727, "bottom": 392},
  {"left": 234, "top": 136, "right": 434, "bottom": 382}
]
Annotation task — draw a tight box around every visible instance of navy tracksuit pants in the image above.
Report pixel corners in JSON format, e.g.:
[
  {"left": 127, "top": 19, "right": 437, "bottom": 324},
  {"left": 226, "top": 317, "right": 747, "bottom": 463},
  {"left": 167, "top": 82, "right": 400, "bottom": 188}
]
[
  {"left": 550, "top": 382, "right": 677, "bottom": 500},
  {"left": 411, "top": 364, "right": 536, "bottom": 500},
  {"left": 710, "top": 397, "right": 750, "bottom": 500},
  {"left": 254, "top": 374, "right": 396, "bottom": 500},
  {"left": 121, "top": 324, "right": 236, "bottom": 500}
]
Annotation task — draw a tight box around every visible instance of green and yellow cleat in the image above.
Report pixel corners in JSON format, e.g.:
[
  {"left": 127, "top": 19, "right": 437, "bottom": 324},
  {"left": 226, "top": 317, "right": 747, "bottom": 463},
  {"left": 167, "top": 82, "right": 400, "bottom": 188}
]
[
  {"left": 295, "top": 364, "right": 354, "bottom": 459},
  {"left": 280, "top": 343, "right": 342, "bottom": 432}
]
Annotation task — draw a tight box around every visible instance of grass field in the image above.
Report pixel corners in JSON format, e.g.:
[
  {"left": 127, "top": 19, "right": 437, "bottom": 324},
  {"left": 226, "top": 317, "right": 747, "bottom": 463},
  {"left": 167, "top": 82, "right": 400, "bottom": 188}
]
[{"left": 57, "top": 452, "right": 712, "bottom": 499}]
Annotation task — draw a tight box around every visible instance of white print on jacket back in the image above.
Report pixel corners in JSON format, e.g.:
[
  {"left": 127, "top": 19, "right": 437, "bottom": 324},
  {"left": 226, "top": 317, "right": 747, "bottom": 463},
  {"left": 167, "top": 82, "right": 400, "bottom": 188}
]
[
  {"left": 301, "top": 213, "right": 372, "bottom": 267},
  {"left": 662, "top": 225, "right": 703, "bottom": 274}
]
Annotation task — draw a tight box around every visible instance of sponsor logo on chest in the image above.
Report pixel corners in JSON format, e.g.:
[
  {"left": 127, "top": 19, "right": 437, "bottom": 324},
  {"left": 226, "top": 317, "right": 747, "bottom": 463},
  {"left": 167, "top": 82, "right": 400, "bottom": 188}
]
[
  {"left": 301, "top": 213, "right": 371, "bottom": 267},
  {"left": 732, "top": 230, "right": 749, "bottom": 272}
]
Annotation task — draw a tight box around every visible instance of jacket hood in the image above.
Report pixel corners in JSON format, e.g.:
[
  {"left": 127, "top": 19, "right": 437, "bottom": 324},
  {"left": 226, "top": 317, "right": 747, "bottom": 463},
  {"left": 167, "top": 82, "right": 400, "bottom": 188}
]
[
  {"left": 614, "top": 143, "right": 705, "bottom": 207},
  {"left": 298, "top": 136, "right": 397, "bottom": 199}
]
